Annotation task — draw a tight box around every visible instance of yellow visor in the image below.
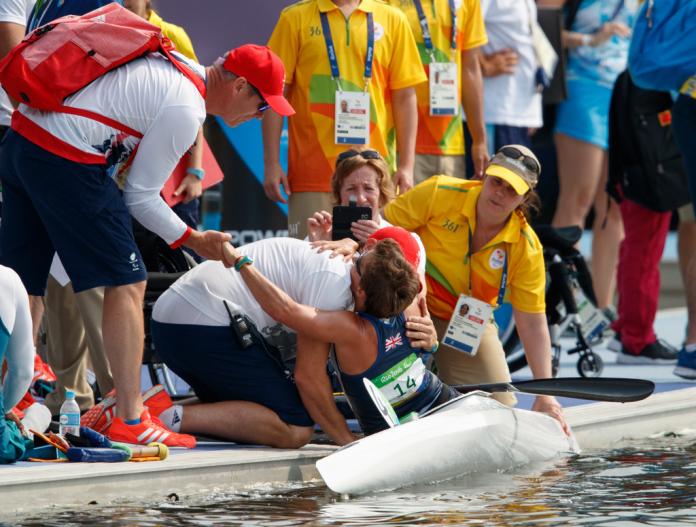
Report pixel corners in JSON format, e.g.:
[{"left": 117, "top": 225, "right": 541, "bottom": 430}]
[{"left": 485, "top": 164, "right": 530, "bottom": 195}]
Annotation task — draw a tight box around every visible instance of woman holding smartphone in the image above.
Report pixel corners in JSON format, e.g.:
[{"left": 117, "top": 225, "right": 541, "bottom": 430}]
[{"left": 306, "top": 147, "right": 427, "bottom": 278}]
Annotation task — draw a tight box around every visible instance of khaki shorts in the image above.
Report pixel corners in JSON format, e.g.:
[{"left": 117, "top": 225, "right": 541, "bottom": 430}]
[
  {"left": 287, "top": 192, "right": 334, "bottom": 239},
  {"left": 414, "top": 154, "right": 466, "bottom": 185},
  {"left": 432, "top": 316, "right": 517, "bottom": 407}
]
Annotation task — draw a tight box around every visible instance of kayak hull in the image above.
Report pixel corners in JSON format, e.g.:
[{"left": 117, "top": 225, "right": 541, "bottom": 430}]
[{"left": 316, "top": 392, "right": 578, "bottom": 495}]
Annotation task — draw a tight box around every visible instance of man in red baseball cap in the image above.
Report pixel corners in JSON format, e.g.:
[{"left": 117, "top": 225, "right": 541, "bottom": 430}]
[
  {"left": 0, "top": 33, "right": 295, "bottom": 448},
  {"left": 206, "top": 44, "right": 294, "bottom": 127}
]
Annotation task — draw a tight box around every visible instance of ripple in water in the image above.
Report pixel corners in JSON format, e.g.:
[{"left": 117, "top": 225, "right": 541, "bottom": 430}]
[{"left": 8, "top": 435, "right": 696, "bottom": 527}]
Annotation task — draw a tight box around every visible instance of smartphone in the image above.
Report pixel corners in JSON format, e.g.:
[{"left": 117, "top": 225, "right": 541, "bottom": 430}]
[{"left": 332, "top": 205, "right": 372, "bottom": 241}]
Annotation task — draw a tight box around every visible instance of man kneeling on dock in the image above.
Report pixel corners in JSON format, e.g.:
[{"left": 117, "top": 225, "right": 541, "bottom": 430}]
[{"left": 136, "top": 228, "right": 440, "bottom": 448}]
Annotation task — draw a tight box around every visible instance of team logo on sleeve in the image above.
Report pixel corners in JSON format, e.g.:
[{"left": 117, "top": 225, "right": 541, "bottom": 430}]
[{"left": 385, "top": 333, "right": 403, "bottom": 352}]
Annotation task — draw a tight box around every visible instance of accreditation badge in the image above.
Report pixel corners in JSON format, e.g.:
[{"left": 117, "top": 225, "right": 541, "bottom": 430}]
[
  {"left": 335, "top": 90, "right": 371, "bottom": 145},
  {"left": 442, "top": 294, "right": 493, "bottom": 356},
  {"left": 429, "top": 62, "right": 458, "bottom": 116}
]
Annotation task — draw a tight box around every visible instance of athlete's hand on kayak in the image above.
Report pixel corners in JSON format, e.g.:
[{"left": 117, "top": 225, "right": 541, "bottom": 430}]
[
  {"left": 173, "top": 174, "right": 202, "bottom": 203},
  {"left": 532, "top": 395, "right": 570, "bottom": 436},
  {"left": 311, "top": 238, "right": 359, "bottom": 261},
  {"left": 307, "top": 210, "right": 333, "bottom": 242},
  {"left": 185, "top": 230, "right": 231, "bottom": 262},
  {"left": 406, "top": 297, "right": 438, "bottom": 350},
  {"left": 351, "top": 219, "right": 381, "bottom": 242}
]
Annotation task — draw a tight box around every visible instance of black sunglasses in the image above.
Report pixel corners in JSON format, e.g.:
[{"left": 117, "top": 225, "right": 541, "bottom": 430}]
[
  {"left": 335, "top": 149, "right": 382, "bottom": 167},
  {"left": 498, "top": 146, "right": 540, "bottom": 176},
  {"left": 248, "top": 83, "right": 270, "bottom": 113}
]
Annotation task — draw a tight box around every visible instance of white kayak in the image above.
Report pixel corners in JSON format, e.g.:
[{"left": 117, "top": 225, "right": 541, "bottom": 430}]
[{"left": 316, "top": 391, "right": 579, "bottom": 495}]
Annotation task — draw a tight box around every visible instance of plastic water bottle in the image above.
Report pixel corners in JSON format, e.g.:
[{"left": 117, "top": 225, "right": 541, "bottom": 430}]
[{"left": 59, "top": 390, "right": 80, "bottom": 437}]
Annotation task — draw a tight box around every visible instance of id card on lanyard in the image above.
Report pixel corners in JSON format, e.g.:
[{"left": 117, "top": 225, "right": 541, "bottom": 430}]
[
  {"left": 413, "top": 0, "right": 459, "bottom": 116},
  {"left": 320, "top": 11, "right": 374, "bottom": 145},
  {"left": 442, "top": 232, "right": 508, "bottom": 356}
]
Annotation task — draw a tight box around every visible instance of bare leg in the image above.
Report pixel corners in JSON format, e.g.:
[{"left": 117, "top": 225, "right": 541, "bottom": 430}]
[
  {"left": 552, "top": 133, "right": 622, "bottom": 308},
  {"left": 680, "top": 220, "right": 696, "bottom": 345},
  {"left": 679, "top": 221, "right": 696, "bottom": 344},
  {"left": 590, "top": 155, "right": 622, "bottom": 309},
  {"left": 102, "top": 282, "right": 146, "bottom": 421},
  {"left": 181, "top": 400, "right": 313, "bottom": 449},
  {"left": 678, "top": 219, "right": 696, "bottom": 290},
  {"left": 28, "top": 295, "right": 44, "bottom": 347},
  {"left": 552, "top": 133, "right": 606, "bottom": 228}
]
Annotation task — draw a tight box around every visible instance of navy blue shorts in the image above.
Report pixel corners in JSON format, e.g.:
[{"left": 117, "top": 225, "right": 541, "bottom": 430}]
[
  {"left": 0, "top": 131, "right": 146, "bottom": 294},
  {"left": 151, "top": 320, "right": 313, "bottom": 427}
]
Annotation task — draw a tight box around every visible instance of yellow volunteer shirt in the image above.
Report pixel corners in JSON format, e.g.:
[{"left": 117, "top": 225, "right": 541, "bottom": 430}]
[
  {"left": 390, "top": 0, "right": 487, "bottom": 155},
  {"left": 384, "top": 176, "right": 546, "bottom": 320},
  {"left": 681, "top": 76, "right": 696, "bottom": 99},
  {"left": 148, "top": 10, "right": 199, "bottom": 62},
  {"left": 268, "top": 0, "right": 427, "bottom": 193}
]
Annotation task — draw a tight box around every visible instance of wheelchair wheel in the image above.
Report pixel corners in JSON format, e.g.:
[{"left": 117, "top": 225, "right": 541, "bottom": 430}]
[{"left": 577, "top": 352, "right": 603, "bottom": 378}]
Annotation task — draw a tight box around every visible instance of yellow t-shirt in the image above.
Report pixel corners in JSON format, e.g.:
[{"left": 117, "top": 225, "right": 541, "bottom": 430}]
[
  {"left": 383, "top": 176, "right": 546, "bottom": 320},
  {"left": 267, "top": 0, "right": 427, "bottom": 193},
  {"left": 681, "top": 76, "right": 696, "bottom": 99},
  {"left": 148, "top": 10, "right": 198, "bottom": 63},
  {"left": 389, "top": 0, "right": 487, "bottom": 155}
]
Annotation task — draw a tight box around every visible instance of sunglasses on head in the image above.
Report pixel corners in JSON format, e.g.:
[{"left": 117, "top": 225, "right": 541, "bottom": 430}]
[
  {"left": 335, "top": 149, "right": 382, "bottom": 167},
  {"left": 498, "top": 146, "right": 540, "bottom": 176},
  {"left": 248, "top": 82, "right": 270, "bottom": 113}
]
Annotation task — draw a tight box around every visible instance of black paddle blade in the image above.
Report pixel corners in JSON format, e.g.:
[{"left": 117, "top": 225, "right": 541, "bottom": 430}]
[{"left": 453, "top": 377, "right": 655, "bottom": 403}]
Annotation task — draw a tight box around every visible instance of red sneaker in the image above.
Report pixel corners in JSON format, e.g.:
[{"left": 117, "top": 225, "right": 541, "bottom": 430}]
[
  {"left": 142, "top": 384, "right": 173, "bottom": 419},
  {"left": 106, "top": 409, "right": 196, "bottom": 448},
  {"left": 80, "top": 390, "right": 117, "bottom": 433}
]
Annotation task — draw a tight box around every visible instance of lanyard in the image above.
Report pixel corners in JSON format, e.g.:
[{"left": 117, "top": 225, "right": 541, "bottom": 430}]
[
  {"left": 320, "top": 11, "right": 375, "bottom": 90},
  {"left": 412, "top": 0, "right": 457, "bottom": 59},
  {"left": 467, "top": 228, "right": 508, "bottom": 308}
]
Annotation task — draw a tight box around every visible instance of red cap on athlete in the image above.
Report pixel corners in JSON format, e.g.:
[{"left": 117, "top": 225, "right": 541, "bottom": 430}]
[
  {"left": 368, "top": 226, "right": 421, "bottom": 270},
  {"left": 223, "top": 44, "right": 295, "bottom": 116}
]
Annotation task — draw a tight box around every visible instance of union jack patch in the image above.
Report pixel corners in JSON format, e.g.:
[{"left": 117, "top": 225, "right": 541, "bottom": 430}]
[{"left": 385, "top": 334, "right": 403, "bottom": 351}]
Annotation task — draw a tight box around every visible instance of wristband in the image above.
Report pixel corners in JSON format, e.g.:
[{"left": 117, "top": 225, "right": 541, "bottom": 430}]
[
  {"left": 186, "top": 167, "right": 205, "bottom": 181},
  {"left": 234, "top": 255, "right": 253, "bottom": 272}
]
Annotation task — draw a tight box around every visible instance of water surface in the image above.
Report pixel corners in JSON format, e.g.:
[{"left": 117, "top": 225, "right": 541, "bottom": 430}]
[{"left": 9, "top": 434, "right": 696, "bottom": 527}]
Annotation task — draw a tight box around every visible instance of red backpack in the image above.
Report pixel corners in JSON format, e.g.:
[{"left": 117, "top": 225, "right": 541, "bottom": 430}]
[{"left": 0, "top": 2, "right": 206, "bottom": 137}]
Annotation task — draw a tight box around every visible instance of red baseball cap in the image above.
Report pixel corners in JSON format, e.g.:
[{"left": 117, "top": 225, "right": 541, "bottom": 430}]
[
  {"left": 368, "top": 226, "right": 421, "bottom": 270},
  {"left": 223, "top": 44, "right": 295, "bottom": 117}
]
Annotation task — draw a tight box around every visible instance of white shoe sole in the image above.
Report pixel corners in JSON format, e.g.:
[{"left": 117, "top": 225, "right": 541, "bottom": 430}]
[
  {"left": 673, "top": 366, "right": 696, "bottom": 379},
  {"left": 616, "top": 353, "right": 677, "bottom": 365}
]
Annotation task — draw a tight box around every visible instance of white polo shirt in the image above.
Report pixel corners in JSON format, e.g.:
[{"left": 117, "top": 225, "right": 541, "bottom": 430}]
[{"left": 480, "top": 0, "right": 542, "bottom": 128}]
